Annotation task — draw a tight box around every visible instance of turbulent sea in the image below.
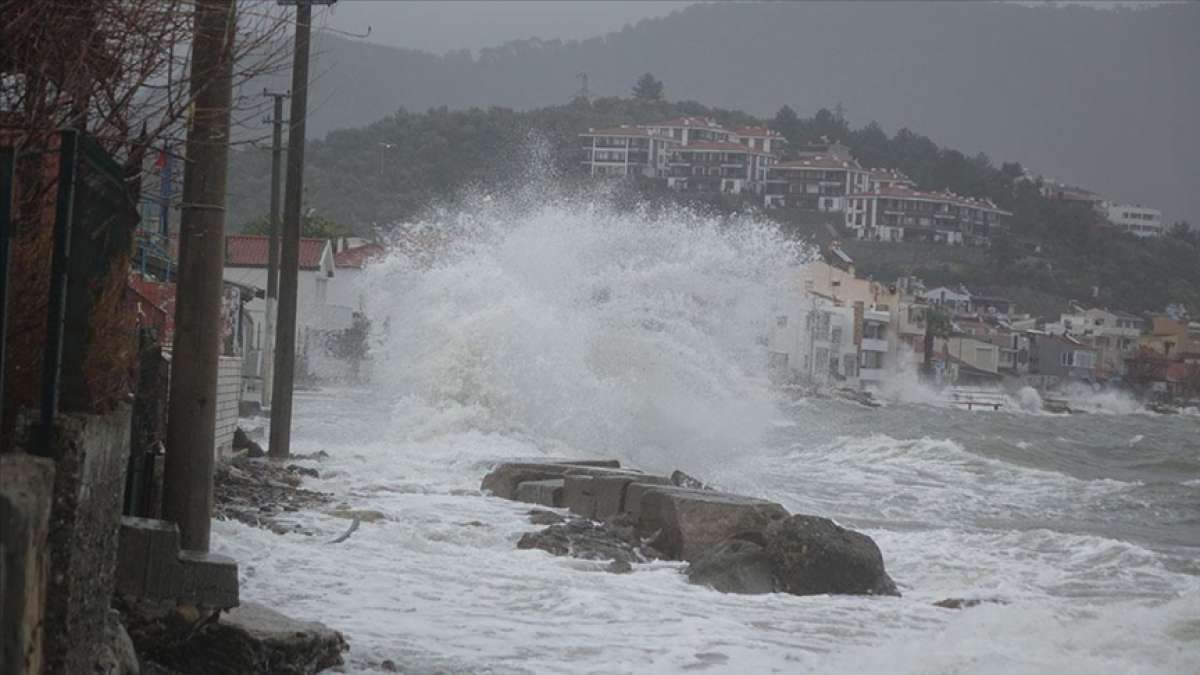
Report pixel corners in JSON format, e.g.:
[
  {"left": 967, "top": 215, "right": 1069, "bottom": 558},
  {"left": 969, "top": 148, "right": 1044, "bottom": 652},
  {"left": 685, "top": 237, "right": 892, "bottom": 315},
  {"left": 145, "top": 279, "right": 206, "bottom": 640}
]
[{"left": 215, "top": 196, "right": 1199, "bottom": 674}]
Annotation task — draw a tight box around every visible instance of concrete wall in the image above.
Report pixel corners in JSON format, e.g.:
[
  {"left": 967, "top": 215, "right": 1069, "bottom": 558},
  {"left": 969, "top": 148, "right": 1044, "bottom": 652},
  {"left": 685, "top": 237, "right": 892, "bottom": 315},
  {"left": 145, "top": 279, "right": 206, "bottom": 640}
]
[
  {"left": 1, "top": 454, "right": 56, "bottom": 675},
  {"left": 35, "top": 405, "right": 133, "bottom": 674},
  {"left": 215, "top": 356, "right": 242, "bottom": 459}
]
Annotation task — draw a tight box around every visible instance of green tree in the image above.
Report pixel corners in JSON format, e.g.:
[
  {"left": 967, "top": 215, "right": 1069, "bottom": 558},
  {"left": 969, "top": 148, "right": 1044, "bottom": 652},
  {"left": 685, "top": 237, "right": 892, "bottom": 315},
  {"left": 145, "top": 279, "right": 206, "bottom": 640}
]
[
  {"left": 631, "top": 73, "right": 664, "bottom": 101},
  {"left": 241, "top": 213, "right": 353, "bottom": 239}
]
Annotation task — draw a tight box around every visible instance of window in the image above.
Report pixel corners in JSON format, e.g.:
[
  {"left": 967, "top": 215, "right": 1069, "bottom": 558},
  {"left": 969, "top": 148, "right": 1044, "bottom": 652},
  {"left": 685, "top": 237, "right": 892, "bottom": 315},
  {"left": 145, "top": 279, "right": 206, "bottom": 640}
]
[
  {"left": 777, "top": 315, "right": 788, "bottom": 327},
  {"left": 831, "top": 327, "right": 842, "bottom": 344}
]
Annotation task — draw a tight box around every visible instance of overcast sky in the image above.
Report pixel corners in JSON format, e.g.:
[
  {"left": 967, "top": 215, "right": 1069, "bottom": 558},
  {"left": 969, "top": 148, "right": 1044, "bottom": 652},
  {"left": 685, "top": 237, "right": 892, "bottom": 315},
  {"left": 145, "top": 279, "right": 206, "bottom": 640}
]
[
  {"left": 320, "top": 1, "right": 695, "bottom": 54},
  {"left": 318, "top": 1, "right": 1156, "bottom": 54}
]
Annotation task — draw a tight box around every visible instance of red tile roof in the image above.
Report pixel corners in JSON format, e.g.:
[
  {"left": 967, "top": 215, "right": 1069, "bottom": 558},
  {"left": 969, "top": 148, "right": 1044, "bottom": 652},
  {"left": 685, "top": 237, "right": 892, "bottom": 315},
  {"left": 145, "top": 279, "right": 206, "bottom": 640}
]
[
  {"left": 868, "top": 168, "right": 915, "bottom": 184},
  {"left": 773, "top": 155, "right": 863, "bottom": 171},
  {"left": 225, "top": 234, "right": 327, "bottom": 269},
  {"left": 853, "top": 186, "right": 1010, "bottom": 214},
  {"left": 647, "top": 116, "right": 727, "bottom": 130},
  {"left": 582, "top": 126, "right": 672, "bottom": 138},
  {"left": 734, "top": 126, "right": 784, "bottom": 138},
  {"left": 334, "top": 243, "right": 386, "bottom": 269},
  {"left": 676, "top": 141, "right": 771, "bottom": 155}
]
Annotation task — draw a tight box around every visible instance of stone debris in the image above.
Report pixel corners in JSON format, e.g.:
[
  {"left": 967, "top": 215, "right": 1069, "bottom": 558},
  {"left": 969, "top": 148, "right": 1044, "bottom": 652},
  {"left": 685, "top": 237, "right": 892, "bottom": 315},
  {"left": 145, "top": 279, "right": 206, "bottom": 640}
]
[
  {"left": 933, "top": 597, "right": 1008, "bottom": 610},
  {"left": 483, "top": 460, "right": 901, "bottom": 598},
  {"left": 527, "top": 509, "right": 567, "bottom": 526},
  {"left": 516, "top": 516, "right": 658, "bottom": 564},
  {"left": 213, "top": 457, "right": 331, "bottom": 536}
]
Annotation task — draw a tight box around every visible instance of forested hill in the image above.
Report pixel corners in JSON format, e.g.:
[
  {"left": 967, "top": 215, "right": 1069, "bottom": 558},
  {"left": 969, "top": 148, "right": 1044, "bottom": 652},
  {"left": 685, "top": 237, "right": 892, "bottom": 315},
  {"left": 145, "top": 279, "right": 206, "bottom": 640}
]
[
  {"left": 224, "top": 97, "right": 1200, "bottom": 315},
  {"left": 256, "top": 1, "right": 1199, "bottom": 224}
]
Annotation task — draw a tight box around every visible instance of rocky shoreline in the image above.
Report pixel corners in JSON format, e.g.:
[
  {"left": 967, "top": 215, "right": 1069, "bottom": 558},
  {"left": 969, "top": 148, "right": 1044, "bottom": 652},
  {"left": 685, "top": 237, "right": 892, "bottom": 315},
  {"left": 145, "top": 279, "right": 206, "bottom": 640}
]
[{"left": 484, "top": 460, "right": 900, "bottom": 598}]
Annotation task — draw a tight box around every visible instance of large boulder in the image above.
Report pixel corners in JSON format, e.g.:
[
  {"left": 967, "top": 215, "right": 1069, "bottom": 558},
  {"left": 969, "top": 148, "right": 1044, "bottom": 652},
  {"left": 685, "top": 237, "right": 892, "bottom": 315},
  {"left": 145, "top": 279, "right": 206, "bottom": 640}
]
[
  {"left": 685, "top": 538, "right": 776, "bottom": 594},
  {"left": 119, "top": 599, "right": 347, "bottom": 674},
  {"left": 632, "top": 486, "right": 789, "bottom": 561},
  {"left": 764, "top": 515, "right": 899, "bottom": 597},
  {"left": 479, "top": 461, "right": 623, "bottom": 499},
  {"left": 563, "top": 474, "right": 672, "bottom": 521}
]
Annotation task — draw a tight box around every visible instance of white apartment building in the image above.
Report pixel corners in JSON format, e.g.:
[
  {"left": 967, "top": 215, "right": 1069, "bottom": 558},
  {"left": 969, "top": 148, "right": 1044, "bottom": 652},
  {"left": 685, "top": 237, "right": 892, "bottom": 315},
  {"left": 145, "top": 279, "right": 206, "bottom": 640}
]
[
  {"left": 579, "top": 126, "right": 680, "bottom": 178},
  {"left": 768, "top": 295, "right": 860, "bottom": 387},
  {"left": 1104, "top": 202, "right": 1164, "bottom": 237}
]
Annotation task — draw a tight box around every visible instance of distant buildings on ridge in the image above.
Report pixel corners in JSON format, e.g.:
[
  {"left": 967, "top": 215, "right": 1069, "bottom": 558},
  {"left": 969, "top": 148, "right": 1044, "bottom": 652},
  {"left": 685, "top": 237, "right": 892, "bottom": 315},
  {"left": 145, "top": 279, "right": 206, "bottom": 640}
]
[{"left": 581, "top": 117, "right": 1168, "bottom": 244}]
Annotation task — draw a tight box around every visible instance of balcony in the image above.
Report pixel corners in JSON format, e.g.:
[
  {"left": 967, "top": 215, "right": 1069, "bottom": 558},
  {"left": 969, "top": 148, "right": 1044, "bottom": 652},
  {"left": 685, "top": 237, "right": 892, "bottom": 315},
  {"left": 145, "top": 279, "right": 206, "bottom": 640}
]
[
  {"left": 861, "top": 337, "right": 889, "bottom": 353},
  {"left": 864, "top": 309, "right": 890, "bottom": 323}
]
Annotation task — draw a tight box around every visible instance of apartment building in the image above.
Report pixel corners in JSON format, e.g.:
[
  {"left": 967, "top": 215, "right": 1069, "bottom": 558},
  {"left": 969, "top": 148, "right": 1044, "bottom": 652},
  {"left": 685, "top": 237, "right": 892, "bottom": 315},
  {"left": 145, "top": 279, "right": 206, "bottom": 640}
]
[
  {"left": 845, "top": 186, "right": 1010, "bottom": 245},
  {"left": 767, "top": 296, "right": 859, "bottom": 386},
  {"left": 1104, "top": 202, "right": 1164, "bottom": 237},
  {"left": 667, "top": 141, "right": 773, "bottom": 194},
  {"left": 579, "top": 125, "right": 680, "bottom": 178},
  {"left": 764, "top": 154, "right": 869, "bottom": 211}
]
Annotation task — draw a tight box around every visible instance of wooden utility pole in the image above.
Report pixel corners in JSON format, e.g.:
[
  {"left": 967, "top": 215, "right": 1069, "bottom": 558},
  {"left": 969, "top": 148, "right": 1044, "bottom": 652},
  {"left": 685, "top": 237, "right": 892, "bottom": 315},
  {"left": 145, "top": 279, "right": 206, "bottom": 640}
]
[
  {"left": 163, "top": 0, "right": 236, "bottom": 552},
  {"left": 261, "top": 89, "right": 288, "bottom": 409},
  {"left": 270, "top": 0, "right": 326, "bottom": 458}
]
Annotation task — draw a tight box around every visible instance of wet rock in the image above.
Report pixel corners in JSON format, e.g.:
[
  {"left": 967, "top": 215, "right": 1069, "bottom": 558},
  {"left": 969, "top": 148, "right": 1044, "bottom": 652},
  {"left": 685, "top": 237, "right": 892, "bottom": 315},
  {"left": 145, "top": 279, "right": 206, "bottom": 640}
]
[
  {"left": 933, "top": 597, "right": 1007, "bottom": 610},
  {"left": 670, "top": 470, "right": 711, "bottom": 490},
  {"left": 380, "top": 659, "right": 399, "bottom": 672},
  {"left": 606, "top": 560, "right": 633, "bottom": 574},
  {"left": 686, "top": 538, "right": 776, "bottom": 594},
  {"left": 126, "top": 601, "right": 347, "bottom": 675},
  {"left": 286, "top": 465, "right": 319, "bottom": 479},
  {"left": 233, "top": 428, "right": 264, "bottom": 458},
  {"left": 517, "top": 518, "right": 654, "bottom": 564},
  {"left": 326, "top": 508, "right": 386, "bottom": 523},
  {"left": 632, "top": 486, "right": 789, "bottom": 561},
  {"left": 764, "top": 515, "right": 899, "bottom": 597},
  {"left": 528, "top": 509, "right": 566, "bottom": 525}
]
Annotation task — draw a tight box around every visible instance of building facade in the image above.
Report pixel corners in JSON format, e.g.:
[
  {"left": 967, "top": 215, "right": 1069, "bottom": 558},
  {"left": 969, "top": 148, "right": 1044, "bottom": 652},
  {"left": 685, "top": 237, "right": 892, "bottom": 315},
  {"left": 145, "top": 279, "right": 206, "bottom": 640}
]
[
  {"left": 579, "top": 126, "right": 680, "bottom": 178},
  {"left": 845, "top": 187, "right": 1010, "bottom": 245},
  {"left": 1104, "top": 202, "right": 1164, "bottom": 237}
]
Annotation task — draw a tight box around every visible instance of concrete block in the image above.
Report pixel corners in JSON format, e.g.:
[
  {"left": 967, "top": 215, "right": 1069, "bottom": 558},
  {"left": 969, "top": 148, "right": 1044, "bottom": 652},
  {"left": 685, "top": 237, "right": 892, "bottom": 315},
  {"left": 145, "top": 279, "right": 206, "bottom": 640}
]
[
  {"left": 177, "top": 551, "right": 239, "bottom": 610},
  {"left": 633, "top": 486, "right": 789, "bottom": 561},
  {"left": 480, "top": 462, "right": 633, "bottom": 499},
  {"left": 116, "top": 517, "right": 238, "bottom": 610},
  {"left": 564, "top": 473, "right": 672, "bottom": 520},
  {"left": 116, "top": 516, "right": 183, "bottom": 600},
  {"left": 1, "top": 454, "right": 56, "bottom": 675},
  {"left": 513, "top": 479, "right": 565, "bottom": 508}
]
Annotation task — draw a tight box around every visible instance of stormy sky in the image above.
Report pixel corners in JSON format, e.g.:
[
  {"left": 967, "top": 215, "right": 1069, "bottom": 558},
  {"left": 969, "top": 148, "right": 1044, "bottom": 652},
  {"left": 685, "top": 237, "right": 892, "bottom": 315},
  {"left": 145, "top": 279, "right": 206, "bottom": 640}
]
[
  {"left": 322, "top": 1, "right": 693, "bottom": 55},
  {"left": 305, "top": 1, "right": 1194, "bottom": 223}
]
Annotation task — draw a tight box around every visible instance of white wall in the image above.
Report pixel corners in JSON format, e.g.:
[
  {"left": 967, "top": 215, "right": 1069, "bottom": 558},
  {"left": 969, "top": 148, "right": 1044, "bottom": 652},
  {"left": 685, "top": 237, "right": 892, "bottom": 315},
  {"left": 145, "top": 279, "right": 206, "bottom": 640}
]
[
  {"left": 1105, "top": 202, "right": 1163, "bottom": 236},
  {"left": 215, "top": 355, "right": 242, "bottom": 458}
]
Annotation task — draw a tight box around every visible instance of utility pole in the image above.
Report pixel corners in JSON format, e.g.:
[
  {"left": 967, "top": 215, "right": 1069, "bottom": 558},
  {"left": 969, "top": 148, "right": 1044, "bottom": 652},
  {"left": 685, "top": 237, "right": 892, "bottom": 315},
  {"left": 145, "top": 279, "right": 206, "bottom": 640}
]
[
  {"left": 163, "top": 0, "right": 236, "bottom": 552},
  {"left": 271, "top": 0, "right": 333, "bottom": 458},
  {"left": 261, "top": 89, "right": 288, "bottom": 409}
]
